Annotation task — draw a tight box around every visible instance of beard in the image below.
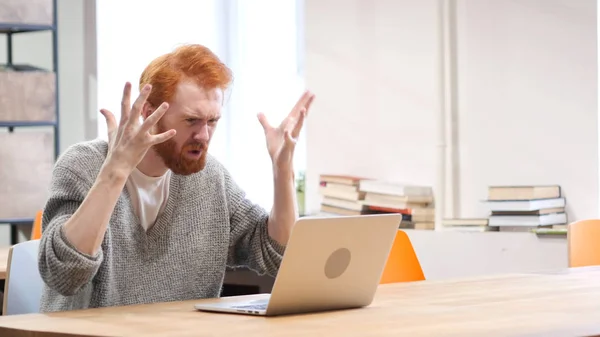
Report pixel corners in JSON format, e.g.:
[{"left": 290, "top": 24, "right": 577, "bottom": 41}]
[{"left": 152, "top": 121, "right": 208, "bottom": 175}]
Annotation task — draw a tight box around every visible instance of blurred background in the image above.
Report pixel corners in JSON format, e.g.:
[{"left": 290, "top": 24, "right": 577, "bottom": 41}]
[{"left": 0, "top": 0, "right": 597, "bottom": 281}]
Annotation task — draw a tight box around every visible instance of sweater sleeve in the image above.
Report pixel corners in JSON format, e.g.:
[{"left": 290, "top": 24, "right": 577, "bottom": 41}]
[
  {"left": 38, "top": 166, "right": 103, "bottom": 296},
  {"left": 224, "top": 169, "right": 286, "bottom": 277}
]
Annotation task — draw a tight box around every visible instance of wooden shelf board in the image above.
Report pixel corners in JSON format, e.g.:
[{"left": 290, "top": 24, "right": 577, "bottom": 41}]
[
  {"left": 0, "top": 23, "right": 54, "bottom": 33},
  {"left": 0, "top": 121, "right": 57, "bottom": 128},
  {"left": 0, "top": 218, "right": 34, "bottom": 225}
]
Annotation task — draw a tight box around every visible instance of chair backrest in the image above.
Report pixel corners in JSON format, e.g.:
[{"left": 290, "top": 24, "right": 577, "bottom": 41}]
[
  {"left": 568, "top": 219, "right": 600, "bottom": 268},
  {"left": 380, "top": 230, "right": 426, "bottom": 283},
  {"left": 31, "top": 210, "right": 43, "bottom": 240},
  {"left": 2, "top": 239, "right": 43, "bottom": 315}
]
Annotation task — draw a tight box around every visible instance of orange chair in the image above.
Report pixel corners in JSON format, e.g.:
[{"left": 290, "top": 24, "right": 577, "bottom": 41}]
[
  {"left": 568, "top": 219, "right": 600, "bottom": 267},
  {"left": 380, "top": 230, "right": 425, "bottom": 283},
  {"left": 31, "top": 210, "right": 43, "bottom": 240}
]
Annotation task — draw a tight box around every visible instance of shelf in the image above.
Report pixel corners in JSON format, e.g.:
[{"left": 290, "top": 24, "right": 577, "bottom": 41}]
[
  {"left": 0, "top": 218, "right": 34, "bottom": 225},
  {"left": 0, "top": 0, "right": 57, "bottom": 245},
  {"left": 0, "top": 23, "right": 54, "bottom": 34},
  {"left": 0, "top": 130, "right": 54, "bottom": 221},
  {"left": 0, "top": 121, "right": 56, "bottom": 128},
  {"left": 0, "top": 64, "right": 50, "bottom": 72},
  {"left": 0, "top": 69, "right": 56, "bottom": 123}
]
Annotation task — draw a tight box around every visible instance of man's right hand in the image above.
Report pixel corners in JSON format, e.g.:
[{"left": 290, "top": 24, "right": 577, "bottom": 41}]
[
  {"left": 58, "top": 82, "right": 176, "bottom": 256},
  {"left": 99, "top": 82, "right": 176, "bottom": 179}
]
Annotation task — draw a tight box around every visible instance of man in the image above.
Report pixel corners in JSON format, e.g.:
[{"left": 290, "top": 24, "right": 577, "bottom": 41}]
[{"left": 37, "top": 44, "right": 314, "bottom": 312}]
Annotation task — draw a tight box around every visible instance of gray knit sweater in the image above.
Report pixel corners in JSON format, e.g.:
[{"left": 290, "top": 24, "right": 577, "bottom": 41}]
[{"left": 38, "top": 139, "right": 285, "bottom": 312}]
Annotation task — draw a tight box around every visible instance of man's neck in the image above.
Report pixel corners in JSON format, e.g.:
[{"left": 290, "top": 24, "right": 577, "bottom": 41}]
[{"left": 136, "top": 149, "right": 170, "bottom": 177}]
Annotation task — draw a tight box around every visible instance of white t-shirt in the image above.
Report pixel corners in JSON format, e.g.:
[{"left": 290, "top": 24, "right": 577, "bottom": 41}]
[{"left": 125, "top": 167, "right": 172, "bottom": 231}]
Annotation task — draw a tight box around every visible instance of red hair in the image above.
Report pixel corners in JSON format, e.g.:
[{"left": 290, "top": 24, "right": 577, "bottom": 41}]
[{"left": 139, "top": 44, "right": 233, "bottom": 107}]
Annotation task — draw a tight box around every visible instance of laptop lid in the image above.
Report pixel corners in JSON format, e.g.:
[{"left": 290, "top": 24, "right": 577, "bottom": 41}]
[{"left": 264, "top": 213, "right": 402, "bottom": 316}]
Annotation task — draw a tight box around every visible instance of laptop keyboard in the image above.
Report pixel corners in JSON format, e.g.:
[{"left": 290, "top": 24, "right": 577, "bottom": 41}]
[
  {"left": 231, "top": 299, "right": 269, "bottom": 310},
  {"left": 232, "top": 303, "right": 267, "bottom": 310}
]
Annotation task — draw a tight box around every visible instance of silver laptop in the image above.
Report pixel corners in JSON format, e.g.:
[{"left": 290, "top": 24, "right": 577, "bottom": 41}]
[{"left": 194, "top": 213, "right": 401, "bottom": 316}]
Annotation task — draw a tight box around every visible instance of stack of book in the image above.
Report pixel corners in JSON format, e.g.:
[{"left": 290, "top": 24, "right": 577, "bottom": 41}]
[
  {"left": 317, "top": 175, "right": 435, "bottom": 230},
  {"left": 318, "top": 174, "right": 369, "bottom": 215},
  {"left": 358, "top": 180, "right": 435, "bottom": 230},
  {"left": 482, "top": 185, "right": 567, "bottom": 233},
  {"left": 441, "top": 218, "right": 498, "bottom": 232}
]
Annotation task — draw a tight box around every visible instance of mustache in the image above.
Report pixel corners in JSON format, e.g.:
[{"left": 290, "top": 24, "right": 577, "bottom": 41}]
[{"left": 183, "top": 142, "right": 208, "bottom": 151}]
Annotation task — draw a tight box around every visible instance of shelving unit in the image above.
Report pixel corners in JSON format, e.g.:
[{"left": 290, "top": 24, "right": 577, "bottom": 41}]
[{"left": 0, "top": 0, "right": 58, "bottom": 244}]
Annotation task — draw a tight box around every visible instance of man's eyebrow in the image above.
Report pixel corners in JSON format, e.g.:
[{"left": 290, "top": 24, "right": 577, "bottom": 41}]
[
  {"left": 183, "top": 113, "right": 221, "bottom": 120},
  {"left": 204, "top": 112, "right": 221, "bottom": 120}
]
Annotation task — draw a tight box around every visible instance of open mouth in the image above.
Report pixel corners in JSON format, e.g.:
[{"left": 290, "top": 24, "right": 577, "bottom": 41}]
[{"left": 188, "top": 150, "right": 202, "bottom": 156}]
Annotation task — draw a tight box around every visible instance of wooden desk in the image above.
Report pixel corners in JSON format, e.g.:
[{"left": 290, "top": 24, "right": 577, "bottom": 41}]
[
  {"left": 0, "top": 267, "right": 599, "bottom": 337},
  {"left": 0, "top": 246, "right": 10, "bottom": 280}
]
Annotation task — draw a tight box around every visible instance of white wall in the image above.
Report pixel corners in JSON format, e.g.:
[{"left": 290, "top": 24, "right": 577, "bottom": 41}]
[
  {"left": 305, "top": 0, "right": 441, "bottom": 213},
  {"left": 0, "top": 0, "right": 96, "bottom": 245},
  {"left": 455, "top": 0, "right": 598, "bottom": 220},
  {"left": 304, "top": 0, "right": 596, "bottom": 278}
]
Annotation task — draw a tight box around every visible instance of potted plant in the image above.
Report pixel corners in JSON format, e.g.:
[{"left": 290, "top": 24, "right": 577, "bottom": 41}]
[{"left": 295, "top": 170, "right": 306, "bottom": 216}]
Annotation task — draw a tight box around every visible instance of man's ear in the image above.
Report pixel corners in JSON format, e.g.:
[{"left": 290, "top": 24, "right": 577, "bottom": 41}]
[{"left": 141, "top": 102, "right": 154, "bottom": 120}]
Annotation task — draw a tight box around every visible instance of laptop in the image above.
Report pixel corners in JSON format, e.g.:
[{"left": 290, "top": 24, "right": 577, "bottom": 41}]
[{"left": 194, "top": 213, "right": 402, "bottom": 316}]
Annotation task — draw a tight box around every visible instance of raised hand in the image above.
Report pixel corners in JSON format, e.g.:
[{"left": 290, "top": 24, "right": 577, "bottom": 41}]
[
  {"left": 257, "top": 90, "right": 315, "bottom": 170},
  {"left": 99, "top": 82, "right": 176, "bottom": 178}
]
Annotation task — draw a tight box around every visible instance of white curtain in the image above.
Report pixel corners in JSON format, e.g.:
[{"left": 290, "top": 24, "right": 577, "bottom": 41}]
[
  {"left": 225, "top": 0, "right": 305, "bottom": 210},
  {"left": 96, "top": 0, "right": 304, "bottom": 211}
]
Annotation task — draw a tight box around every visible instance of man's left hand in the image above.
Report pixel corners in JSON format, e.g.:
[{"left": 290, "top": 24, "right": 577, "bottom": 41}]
[{"left": 258, "top": 91, "right": 315, "bottom": 171}]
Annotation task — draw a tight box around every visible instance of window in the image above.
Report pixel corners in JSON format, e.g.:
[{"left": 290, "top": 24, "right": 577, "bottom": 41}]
[
  {"left": 224, "top": 0, "right": 305, "bottom": 209},
  {"left": 96, "top": 0, "right": 223, "bottom": 142},
  {"left": 96, "top": 0, "right": 304, "bottom": 211}
]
